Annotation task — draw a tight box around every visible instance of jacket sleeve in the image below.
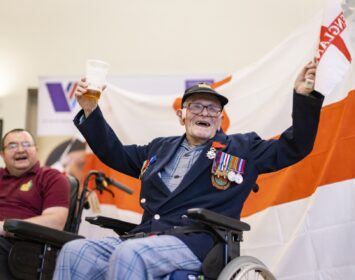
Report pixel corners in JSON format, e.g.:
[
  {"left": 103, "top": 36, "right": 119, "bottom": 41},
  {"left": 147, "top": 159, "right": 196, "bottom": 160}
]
[
  {"left": 73, "top": 106, "right": 152, "bottom": 178},
  {"left": 250, "top": 91, "right": 324, "bottom": 174}
]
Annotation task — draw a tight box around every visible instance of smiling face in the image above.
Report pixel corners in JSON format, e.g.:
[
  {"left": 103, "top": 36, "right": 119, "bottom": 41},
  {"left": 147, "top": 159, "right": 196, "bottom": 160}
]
[
  {"left": 0, "top": 130, "right": 38, "bottom": 177},
  {"left": 177, "top": 93, "right": 223, "bottom": 146}
]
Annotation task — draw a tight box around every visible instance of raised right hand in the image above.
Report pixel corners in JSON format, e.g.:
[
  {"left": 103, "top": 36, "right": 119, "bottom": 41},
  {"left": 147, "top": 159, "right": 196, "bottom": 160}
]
[{"left": 75, "top": 78, "right": 104, "bottom": 117}]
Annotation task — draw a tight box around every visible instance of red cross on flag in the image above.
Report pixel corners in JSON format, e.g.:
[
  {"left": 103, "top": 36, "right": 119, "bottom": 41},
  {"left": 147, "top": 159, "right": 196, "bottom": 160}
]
[{"left": 315, "top": 0, "right": 353, "bottom": 97}]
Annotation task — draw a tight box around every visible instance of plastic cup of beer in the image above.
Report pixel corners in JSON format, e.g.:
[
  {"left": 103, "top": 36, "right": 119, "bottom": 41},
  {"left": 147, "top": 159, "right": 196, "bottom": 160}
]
[{"left": 85, "top": 59, "right": 110, "bottom": 99}]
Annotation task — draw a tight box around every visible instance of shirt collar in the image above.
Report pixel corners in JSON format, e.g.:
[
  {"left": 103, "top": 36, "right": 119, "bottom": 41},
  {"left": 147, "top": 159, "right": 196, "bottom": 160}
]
[
  {"left": 1, "top": 161, "right": 40, "bottom": 179},
  {"left": 181, "top": 138, "right": 207, "bottom": 152}
]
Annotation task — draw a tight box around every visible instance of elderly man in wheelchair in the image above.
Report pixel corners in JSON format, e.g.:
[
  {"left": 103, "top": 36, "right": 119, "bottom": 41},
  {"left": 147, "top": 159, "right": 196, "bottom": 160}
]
[{"left": 12, "top": 61, "right": 320, "bottom": 280}]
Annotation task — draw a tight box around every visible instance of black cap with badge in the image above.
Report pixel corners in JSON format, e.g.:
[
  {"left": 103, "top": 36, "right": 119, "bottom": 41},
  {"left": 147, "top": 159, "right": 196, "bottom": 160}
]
[{"left": 181, "top": 83, "right": 229, "bottom": 108}]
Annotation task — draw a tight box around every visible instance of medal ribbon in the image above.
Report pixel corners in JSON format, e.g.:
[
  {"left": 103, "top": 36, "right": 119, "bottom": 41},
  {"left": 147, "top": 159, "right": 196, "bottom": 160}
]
[
  {"left": 236, "top": 158, "right": 245, "bottom": 174},
  {"left": 139, "top": 155, "right": 157, "bottom": 178},
  {"left": 212, "top": 151, "right": 222, "bottom": 173},
  {"left": 212, "top": 151, "right": 246, "bottom": 177}
]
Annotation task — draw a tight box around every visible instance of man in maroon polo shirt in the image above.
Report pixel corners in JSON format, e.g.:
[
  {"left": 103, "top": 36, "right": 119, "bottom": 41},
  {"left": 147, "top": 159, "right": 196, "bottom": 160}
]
[{"left": 0, "top": 128, "right": 70, "bottom": 280}]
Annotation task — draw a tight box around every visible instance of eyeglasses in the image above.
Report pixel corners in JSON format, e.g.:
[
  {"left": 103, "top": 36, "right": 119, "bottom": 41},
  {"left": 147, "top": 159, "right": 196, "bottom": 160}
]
[
  {"left": 185, "top": 103, "right": 222, "bottom": 117},
  {"left": 3, "top": 141, "right": 35, "bottom": 151}
]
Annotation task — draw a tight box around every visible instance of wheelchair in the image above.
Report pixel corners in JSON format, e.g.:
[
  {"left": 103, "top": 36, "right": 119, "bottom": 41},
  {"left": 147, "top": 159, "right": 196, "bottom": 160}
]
[
  {"left": 86, "top": 208, "right": 276, "bottom": 280},
  {"left": 3, "top": 175, "right": 85, "bottom": 280},
  {"left": 3, "top": 171, "right": 133, "bottom": 280}
]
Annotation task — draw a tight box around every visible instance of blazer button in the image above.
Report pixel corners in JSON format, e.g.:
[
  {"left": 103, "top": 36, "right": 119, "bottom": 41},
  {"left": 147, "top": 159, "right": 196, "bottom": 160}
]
[
  {"left": 154, "top": 214, "right": 160, "bottom": 220},
  {"left": 140, "top": 198, "right": 146, "bottom": 204}
]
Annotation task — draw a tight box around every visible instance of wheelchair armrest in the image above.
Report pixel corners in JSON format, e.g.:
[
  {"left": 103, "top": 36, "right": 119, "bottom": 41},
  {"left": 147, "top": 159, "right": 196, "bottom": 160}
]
[
  {"left": 187, "top": 208, "right": 250, "bottom": 232},
  {"left": 85, "top": 216, "right": 137, "bottom": 235},
  {"left": 4, "top": 219, "right": 85, "bottom": 247}
]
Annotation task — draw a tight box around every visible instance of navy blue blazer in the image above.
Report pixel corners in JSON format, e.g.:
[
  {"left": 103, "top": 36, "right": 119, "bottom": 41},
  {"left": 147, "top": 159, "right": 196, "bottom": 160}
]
[{"left": 74, "top": 91, "right": 324, "bottom": 260}]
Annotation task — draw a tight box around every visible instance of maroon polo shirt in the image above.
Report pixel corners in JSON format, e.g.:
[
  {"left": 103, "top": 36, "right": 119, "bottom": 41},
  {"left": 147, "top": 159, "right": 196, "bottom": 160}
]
[{"left": 0, "top": 162, "right": 70, "bottom": 220}]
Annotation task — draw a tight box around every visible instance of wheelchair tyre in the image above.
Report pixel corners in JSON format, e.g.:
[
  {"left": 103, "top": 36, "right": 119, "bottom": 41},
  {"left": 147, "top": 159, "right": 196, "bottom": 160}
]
[{"left": 217, "top": 256, "right": 276, "bottom": 280}]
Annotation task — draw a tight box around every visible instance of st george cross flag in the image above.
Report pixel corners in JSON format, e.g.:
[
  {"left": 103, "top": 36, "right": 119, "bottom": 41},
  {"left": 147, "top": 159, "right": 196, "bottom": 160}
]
[{"left": 315, "top": 0, "right": 353, "bottom": 97}]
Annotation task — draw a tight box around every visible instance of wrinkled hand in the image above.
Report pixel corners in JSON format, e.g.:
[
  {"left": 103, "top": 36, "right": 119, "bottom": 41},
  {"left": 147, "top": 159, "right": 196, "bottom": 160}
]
[
  {"left": 294, "top": 59, "right": 318, "bottom": 96},
  {"left": 75, "top": 78, "right": 106, "bottom": 117}
]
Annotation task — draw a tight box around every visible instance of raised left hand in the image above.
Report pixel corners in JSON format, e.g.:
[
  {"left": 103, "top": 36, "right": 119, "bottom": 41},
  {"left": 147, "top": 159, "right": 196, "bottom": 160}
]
[{"left": 294, "top": 59, "right": 318, "bottom": 96}]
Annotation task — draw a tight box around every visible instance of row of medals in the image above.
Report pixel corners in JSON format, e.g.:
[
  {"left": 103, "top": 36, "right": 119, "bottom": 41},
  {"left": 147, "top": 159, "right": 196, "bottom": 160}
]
[{"left": 207, "top": 148, "right": 244, "bottom": 184}]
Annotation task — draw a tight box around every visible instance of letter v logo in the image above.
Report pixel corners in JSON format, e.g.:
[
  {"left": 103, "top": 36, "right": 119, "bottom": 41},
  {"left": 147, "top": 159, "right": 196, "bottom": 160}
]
[{"left": 46, "top": 82, "right": 78, "bottom": 112}]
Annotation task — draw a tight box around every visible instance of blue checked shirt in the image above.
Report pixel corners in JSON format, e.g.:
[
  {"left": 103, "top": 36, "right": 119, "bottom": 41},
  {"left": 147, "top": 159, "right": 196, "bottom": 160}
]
[{"left": 160, "top": 139, "right": 206, "bottom": 192}]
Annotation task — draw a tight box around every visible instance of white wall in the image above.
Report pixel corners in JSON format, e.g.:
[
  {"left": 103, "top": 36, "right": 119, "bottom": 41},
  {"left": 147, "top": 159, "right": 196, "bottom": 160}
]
[{"left": 0, "top": 0, "right": 323, "bottom": 134}]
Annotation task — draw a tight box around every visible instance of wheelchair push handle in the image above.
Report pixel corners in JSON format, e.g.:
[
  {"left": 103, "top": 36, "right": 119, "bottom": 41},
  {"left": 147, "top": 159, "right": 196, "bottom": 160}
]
[{"left": 87, "top": 170, "right": 134, "bottom": 195}]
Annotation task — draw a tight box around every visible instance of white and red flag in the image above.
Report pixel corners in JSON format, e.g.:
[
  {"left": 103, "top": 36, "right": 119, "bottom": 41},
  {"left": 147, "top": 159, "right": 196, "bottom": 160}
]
[{"left": 315, "top": 0, "right": 353, "bottom": 97}]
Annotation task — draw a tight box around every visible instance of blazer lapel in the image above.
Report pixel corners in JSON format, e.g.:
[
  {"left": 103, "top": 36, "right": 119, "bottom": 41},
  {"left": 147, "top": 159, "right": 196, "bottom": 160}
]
[
  {"left": 148, "top": 135, "right": 185, "bottom": 195},
  {"left": 151, "top": 135, "right": 184, "bottom": 174}
]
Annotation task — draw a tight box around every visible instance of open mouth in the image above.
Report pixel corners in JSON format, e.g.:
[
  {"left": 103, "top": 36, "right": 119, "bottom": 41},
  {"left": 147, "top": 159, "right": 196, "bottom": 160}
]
[
  {"left": 195, "top": 120, "right": 211, "bottom": 127},
  {"left": 15, "top": 156, "right": 28, "bottom": 161}
]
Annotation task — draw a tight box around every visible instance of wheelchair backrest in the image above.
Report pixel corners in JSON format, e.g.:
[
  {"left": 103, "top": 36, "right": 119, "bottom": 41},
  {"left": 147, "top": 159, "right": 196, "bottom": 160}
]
[{"left": 63, "top": 175, "right": 80, "bottom": 233}]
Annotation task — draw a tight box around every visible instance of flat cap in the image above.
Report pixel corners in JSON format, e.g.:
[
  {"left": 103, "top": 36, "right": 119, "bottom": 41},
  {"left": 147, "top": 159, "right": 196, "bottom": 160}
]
[{"left": 182, "top": 83, "right": 228, "bottom": 108}]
